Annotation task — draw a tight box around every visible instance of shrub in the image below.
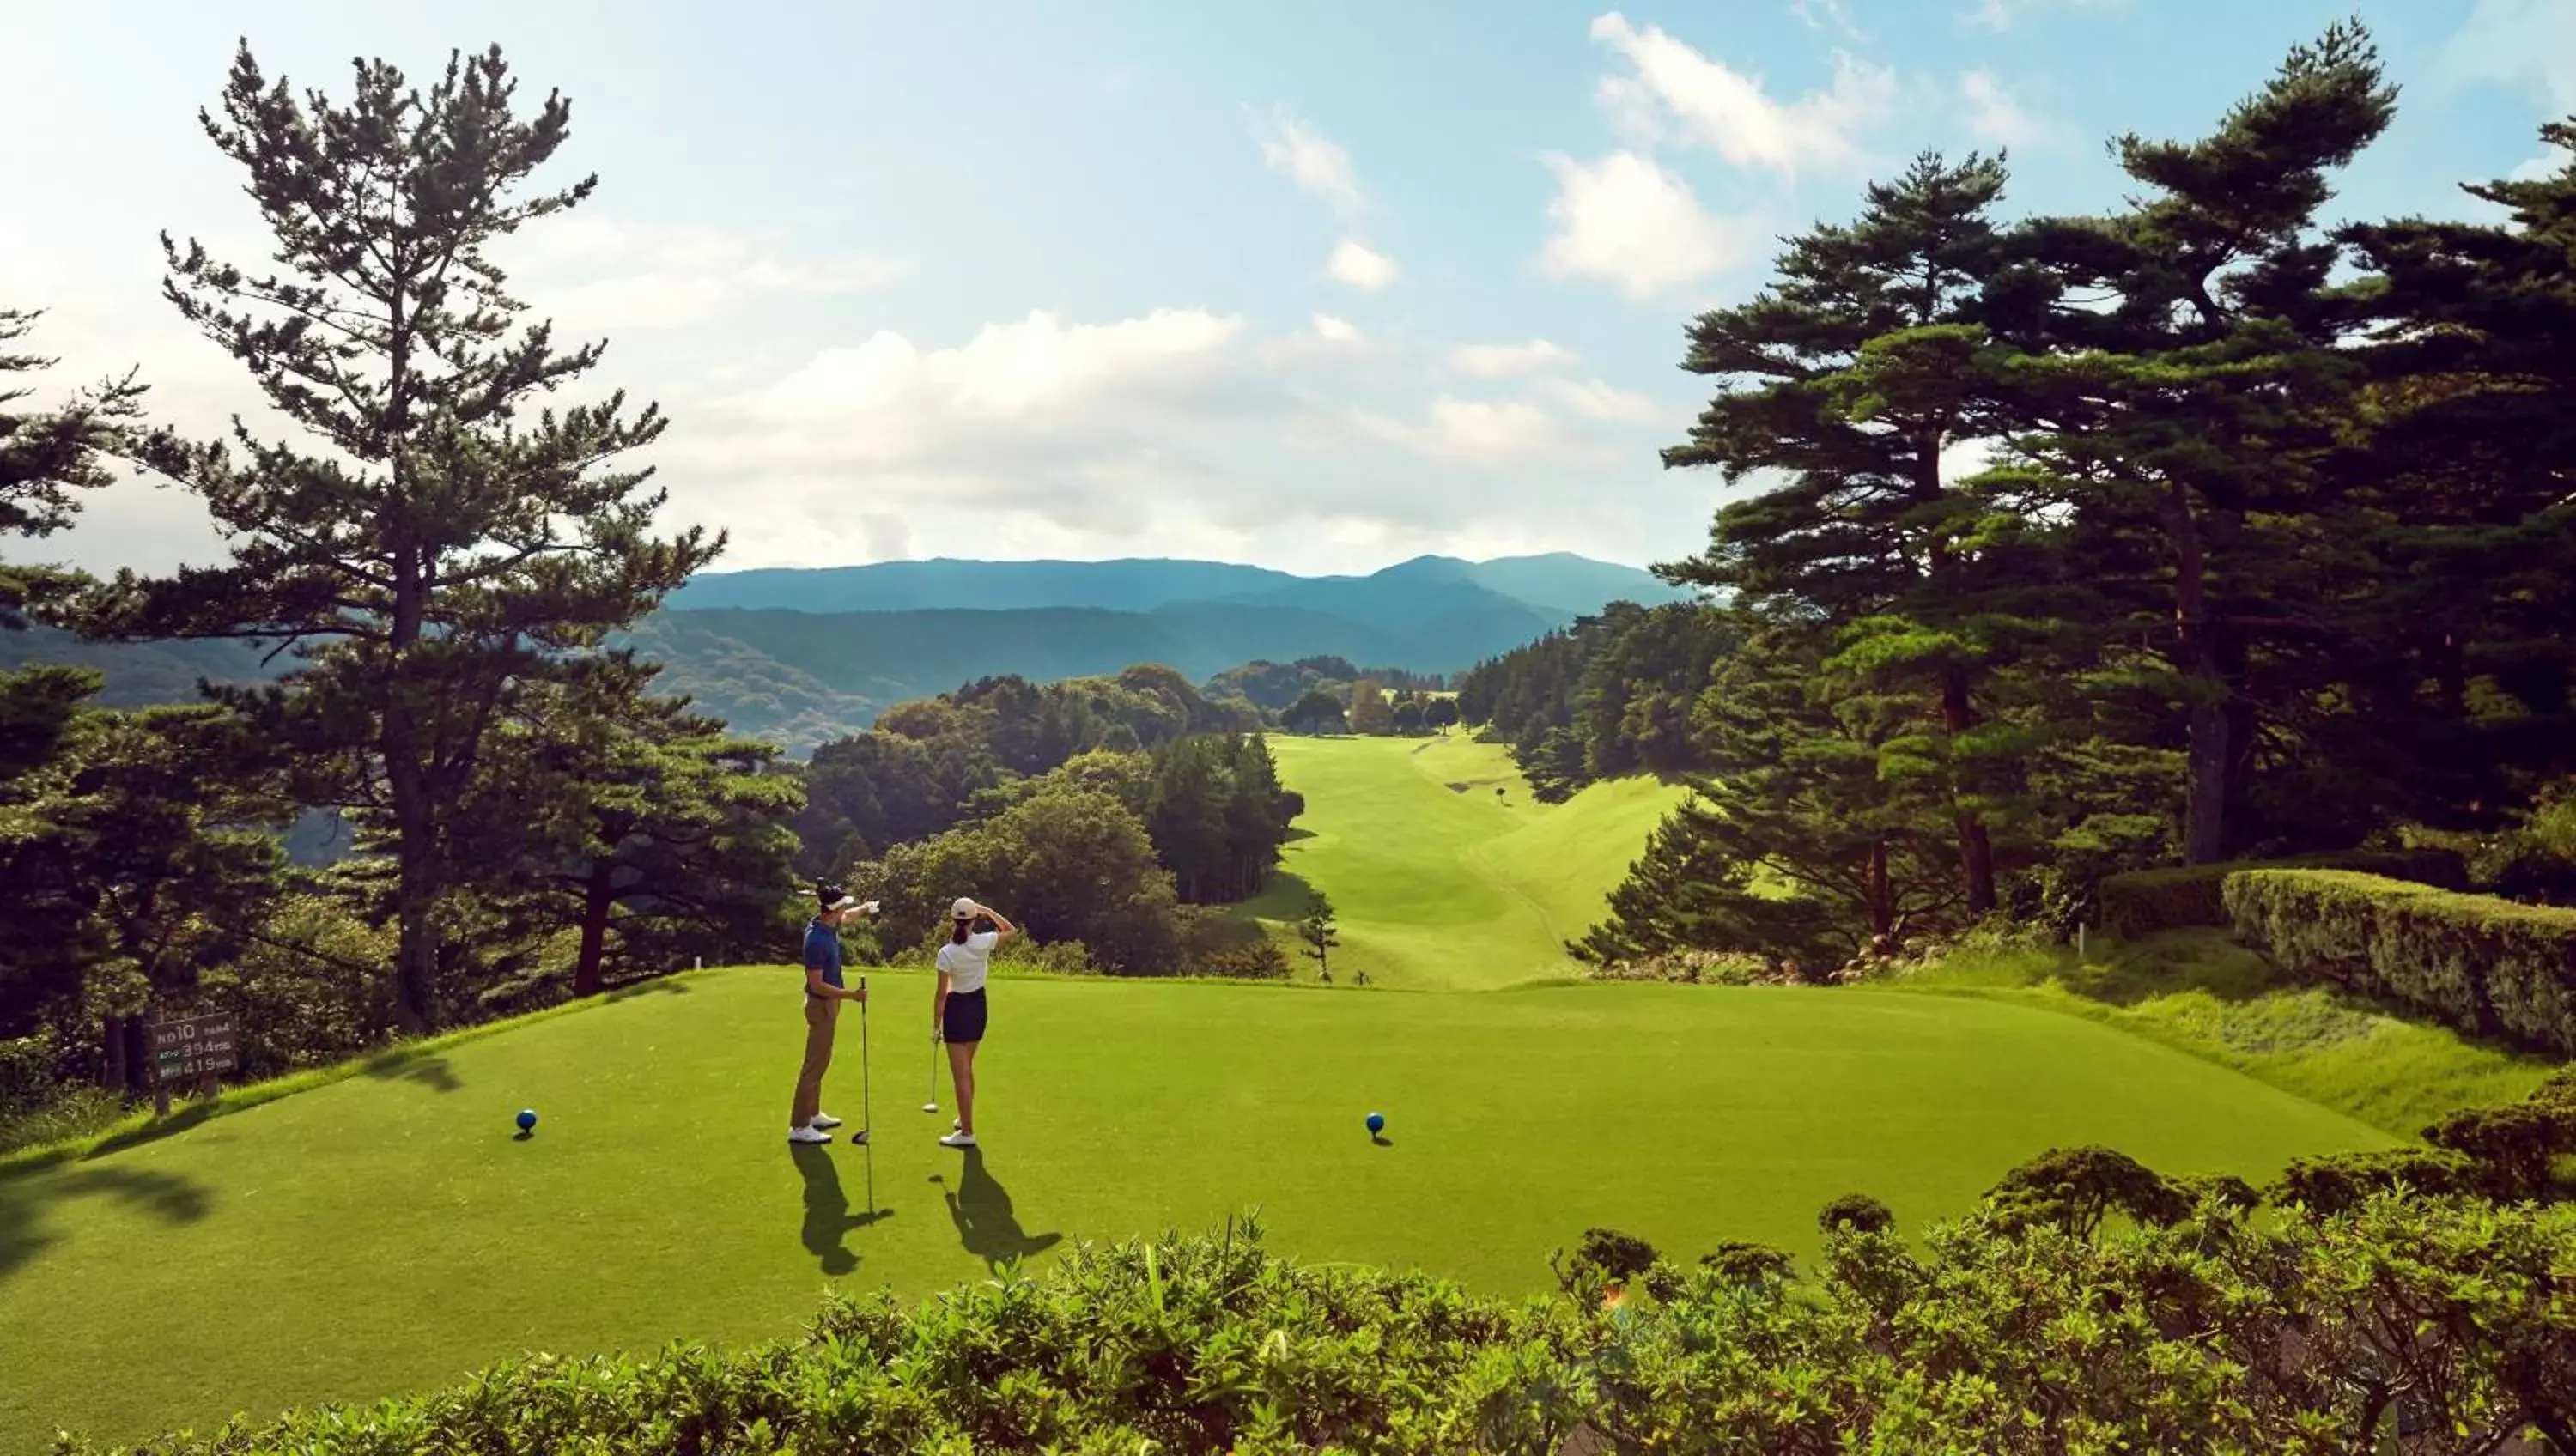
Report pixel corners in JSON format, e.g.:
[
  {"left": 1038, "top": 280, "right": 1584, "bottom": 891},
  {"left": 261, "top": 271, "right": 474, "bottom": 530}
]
[
  {"left": 1819, "top": 1192, "right": 1896, "bottom": 1235},
  {"left": 1981, "top": 1145, "right": 2189, "bottom": 1239},
  {"left": 2272, "top": 1146, "right": 2477, "bottom": 1215},
  {"left": 1698, "top": 1240, "right": 1794, "bottom": 1284},
  {"left": 2096, "top": 848, "right": 2467, "bottom": 940},
  {"left": 1553, "top": 1226, "right": 1658, "bottom": 1293},
  {"left": 2423, "top": 1101, "right": 2573, "bottom": 1202},
  {"left": 74, "top": 1198, "right": 2576, "bottom": 1456},
  {"left": 2223, "top": 869, "right": 2576, "bottom": 1055}
]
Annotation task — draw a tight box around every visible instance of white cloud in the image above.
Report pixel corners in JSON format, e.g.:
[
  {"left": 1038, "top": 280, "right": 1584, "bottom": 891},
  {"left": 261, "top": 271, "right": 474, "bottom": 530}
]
[
  {"left": 1357, "top": 396, "right": 1594, "bottom": 465},
  {"left": 501, "top": 215, "right": 904, "bottom": 329},
  {"left": 2439, "top": 0, "right": 2576, "bottom": 111},
  {"left": 1537, "top": 150, "right": 1754, "bottom": 300},
  {"left": 1449, "top": 339, "right": 1577, "bottom": 378},
  {"left": 1310, "top": 313, "right": 1364, "bottom": 344},
  {"left": 1791, "top": 0, "right": 1868, "bottom": 41},
  {"left": 1962, "top": 0, "right": 2122, "bottom": 31},
  {"left": 1253, "top": 106, "right": 1365, "bottom": 217},
  {"left": 1327, "top": 239, "right": 1400, "bottom": 290},
  {"left": 1589, "top": 11, "right": 1895, "bottom": 176},
  {"left": 1542, "top": 377, "right": 1668, "bottom": 424},
  {"left": 1959, "top": 70, "right": 2060, "bottom": 150}
]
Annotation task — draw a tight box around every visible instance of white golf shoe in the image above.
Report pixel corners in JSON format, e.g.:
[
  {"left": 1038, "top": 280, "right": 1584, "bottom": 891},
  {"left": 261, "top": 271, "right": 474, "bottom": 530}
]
[
  {"left": 939, "top": 1130, "right": 977, "bottom": 1149},
  {"left": 787, "top": 1125, "right": 831, "bottom": 1144},
  {"left": 810, "top": 1113, "right": 843, "bottom": 1130}
]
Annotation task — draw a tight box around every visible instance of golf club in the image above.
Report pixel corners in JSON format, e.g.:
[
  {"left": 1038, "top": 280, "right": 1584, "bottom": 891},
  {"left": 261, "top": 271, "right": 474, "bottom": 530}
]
[{"left": 858, "top": 974, "right": 874, "bottom": 1213}]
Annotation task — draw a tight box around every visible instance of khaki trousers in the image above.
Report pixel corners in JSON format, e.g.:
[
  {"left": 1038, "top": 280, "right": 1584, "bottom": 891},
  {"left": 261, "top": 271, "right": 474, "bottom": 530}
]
[{"left": 792, "top": 996, "right": 839, "bottom": 1127}]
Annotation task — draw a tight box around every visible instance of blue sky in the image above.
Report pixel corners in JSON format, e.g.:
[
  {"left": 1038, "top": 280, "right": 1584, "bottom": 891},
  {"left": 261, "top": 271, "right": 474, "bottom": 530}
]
[{"left": 4, "top": 0, "right": 2567, "bottom": 577}]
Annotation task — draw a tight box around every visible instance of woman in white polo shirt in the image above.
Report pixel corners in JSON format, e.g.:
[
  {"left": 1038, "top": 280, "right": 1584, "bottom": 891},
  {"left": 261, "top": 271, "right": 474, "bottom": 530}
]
[{"left": 933, "top": 896, "right": 1013, "bottom": 1149}]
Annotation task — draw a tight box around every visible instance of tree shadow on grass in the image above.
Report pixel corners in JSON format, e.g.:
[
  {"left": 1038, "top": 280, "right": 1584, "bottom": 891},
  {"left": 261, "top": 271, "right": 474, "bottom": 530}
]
[
  {"left": 933, "top": 1148, "right": 1060, "bottom": 1273},
  {"left": 364, "top": 1053, "right": 460, "bottom": 1094},
  {"left": 791, "top": 1143, "right": 889, "bottom": 1277},
  {"left": 0, "top": 1166, "right": 212, "bottom": 1283}
]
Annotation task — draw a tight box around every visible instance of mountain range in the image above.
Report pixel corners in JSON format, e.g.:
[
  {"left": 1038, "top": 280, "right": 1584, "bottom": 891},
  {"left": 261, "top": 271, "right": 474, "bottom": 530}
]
[{"left": 5, "top": 553, "right": 1693, "bottom": 754}]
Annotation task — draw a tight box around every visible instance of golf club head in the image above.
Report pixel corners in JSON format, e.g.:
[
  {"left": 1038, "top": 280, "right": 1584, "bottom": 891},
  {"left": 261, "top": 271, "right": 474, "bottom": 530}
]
[{"left": 922, "top": 1101, "right": 939, "bottom": 1113}]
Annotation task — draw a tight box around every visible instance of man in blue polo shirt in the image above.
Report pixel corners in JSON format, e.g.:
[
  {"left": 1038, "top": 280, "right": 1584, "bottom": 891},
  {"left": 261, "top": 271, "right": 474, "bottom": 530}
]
[{"left": 790, "top": 883, "right": 877, "bottom": 1144}]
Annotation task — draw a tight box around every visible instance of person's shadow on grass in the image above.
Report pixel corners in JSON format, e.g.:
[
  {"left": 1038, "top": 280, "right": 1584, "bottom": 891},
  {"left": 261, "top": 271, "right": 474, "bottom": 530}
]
[
  {"left": 937, "top": 1147, "right": 1060, "bottom": 1272},
  {"left": 790, "top": 1143, "right": 888, "bottom": 1276}
]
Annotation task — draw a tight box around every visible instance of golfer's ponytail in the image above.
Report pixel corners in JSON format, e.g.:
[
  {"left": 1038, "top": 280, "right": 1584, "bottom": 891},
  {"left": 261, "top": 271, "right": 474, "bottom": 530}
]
[{"left": 951, "top": 916, "right": 972, "bottom": 945}]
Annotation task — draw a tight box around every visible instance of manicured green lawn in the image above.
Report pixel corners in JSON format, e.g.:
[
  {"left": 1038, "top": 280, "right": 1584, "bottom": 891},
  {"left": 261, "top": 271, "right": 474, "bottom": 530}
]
[
  {"left": 0, "top": 967, "right": 2392, "bottom": 1452},
  {"left": 1242, "top": 735, "right": 1685, "bottom": 988}
]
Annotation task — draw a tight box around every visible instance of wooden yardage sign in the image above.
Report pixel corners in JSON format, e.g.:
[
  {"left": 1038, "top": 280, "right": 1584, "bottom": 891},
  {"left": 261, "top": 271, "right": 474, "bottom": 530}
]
[{"left": 149, "top": 1012, "right": 240, "bottom": 1085}]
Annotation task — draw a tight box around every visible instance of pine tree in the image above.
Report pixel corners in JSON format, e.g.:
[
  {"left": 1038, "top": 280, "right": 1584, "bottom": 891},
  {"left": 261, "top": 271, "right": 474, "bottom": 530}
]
[
  {"left": 1659, "top": 151, "right": 2022, "bottom": 913},
  {"left": 83, "top": 46, "right": 721, "bottom": 1030},
  {"left": 1588, "top": 614, "right": 1958, "bottom": 960},
  {"left": 445, "top": 656, "right": 803, "bottom": 996},
  {"left": 1978, "top": 23, "right": 2397, "bottom": 862},
  {"left": 1296, "top": 889, "right": 1339, "bottom": 980},
  {"left": 2330, "top": 120, "right": 2576, "bottom": 824}
]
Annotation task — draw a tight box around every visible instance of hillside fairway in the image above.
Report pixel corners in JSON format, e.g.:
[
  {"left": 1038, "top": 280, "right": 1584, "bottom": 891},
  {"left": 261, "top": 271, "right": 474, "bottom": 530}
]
[
  {"left": 1, "top": 968, "right": 2394, "bottom": 1452},
  {"left": 1247, "top": 735, "right": 1683, "bottom": 988}
]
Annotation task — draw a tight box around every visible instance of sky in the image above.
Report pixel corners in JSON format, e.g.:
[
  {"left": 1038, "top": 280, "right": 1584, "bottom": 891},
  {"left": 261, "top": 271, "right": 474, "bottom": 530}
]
[{"left": 3, "top": 0, "right": 2568, "bottom": 579}]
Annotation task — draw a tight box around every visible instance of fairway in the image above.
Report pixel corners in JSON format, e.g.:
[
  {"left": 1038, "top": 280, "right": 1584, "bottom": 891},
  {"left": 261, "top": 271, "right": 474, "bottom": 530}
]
[
  {"left": 0, "top": 967, "right": 2394, "bottom": 1452},
  {"left": 1246, "top": 735, "right": 1686, "bottom": 988}
]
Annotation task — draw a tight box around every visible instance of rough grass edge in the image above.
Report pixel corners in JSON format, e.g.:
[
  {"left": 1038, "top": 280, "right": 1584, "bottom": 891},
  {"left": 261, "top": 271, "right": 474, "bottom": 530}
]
[
  {"left": 0, "top": 972, "right": 724, "bottom": 1180},
  {"left": 1880, "top": 978, "right": 2552, "bottom": 1139}
]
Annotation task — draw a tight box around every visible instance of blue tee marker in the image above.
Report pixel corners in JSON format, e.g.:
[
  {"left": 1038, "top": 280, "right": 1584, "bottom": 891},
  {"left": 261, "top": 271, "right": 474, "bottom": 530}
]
[
  {"left": 515, "top": 1108, "right": 538, "bottom": 1133},
  {"left": 1365, "top": 1111, "right": 1385, "bottom": 1136}
]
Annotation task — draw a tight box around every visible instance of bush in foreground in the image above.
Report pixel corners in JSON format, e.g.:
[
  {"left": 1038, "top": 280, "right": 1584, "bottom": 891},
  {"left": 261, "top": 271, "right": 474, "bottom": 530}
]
[{"left": 64, "top": 1185, "right": 2576, "bottom": 1456}]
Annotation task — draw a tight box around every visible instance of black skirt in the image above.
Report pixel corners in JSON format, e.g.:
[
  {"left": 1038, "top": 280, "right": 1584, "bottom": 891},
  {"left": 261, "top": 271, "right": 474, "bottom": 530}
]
[{"left": 944, "top": 988, "right": 989, "bottom": 1044}]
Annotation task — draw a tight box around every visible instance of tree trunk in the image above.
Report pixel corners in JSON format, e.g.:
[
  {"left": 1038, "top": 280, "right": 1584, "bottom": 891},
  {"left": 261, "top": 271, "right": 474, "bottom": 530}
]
[
  {"left": 1938, "top": 662, "right": 1998, "bottom": 914},
  {"left": 2163, "top": 480, "right": 2230, "bottom": 864},
  {"left": 1864, "top": 839, "right": 1894, "bottom": 938},
  {"left": 574, "top": 860, "right": 616, "bottom": 998}
]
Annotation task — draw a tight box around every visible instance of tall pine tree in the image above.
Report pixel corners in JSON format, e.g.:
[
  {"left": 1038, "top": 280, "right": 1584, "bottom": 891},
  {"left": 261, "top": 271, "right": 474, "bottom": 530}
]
[
  {"left": 83, "top": 46, "right": 720, "bottom": 1031},
  {"left": 1977, "top": 23, "right": 2397, "bottom": 862},
  {"left": 1659, "top": 152, "right": 2022, "bottom": 911}
]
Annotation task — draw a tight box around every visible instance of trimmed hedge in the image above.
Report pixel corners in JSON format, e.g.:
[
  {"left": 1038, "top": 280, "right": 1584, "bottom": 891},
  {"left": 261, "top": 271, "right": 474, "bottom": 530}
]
[
  {"left": 2224, "top": 869, "right": 2576, "bottom": 1056},
  {"left": 2097, "top": 848, "right": 2467, "bottom": 940}
]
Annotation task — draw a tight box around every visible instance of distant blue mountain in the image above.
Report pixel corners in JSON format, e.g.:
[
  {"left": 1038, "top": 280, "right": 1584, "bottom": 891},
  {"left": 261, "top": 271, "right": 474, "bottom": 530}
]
[{"left": 15, "top": 553, "right": 1700, "bottom": 755}]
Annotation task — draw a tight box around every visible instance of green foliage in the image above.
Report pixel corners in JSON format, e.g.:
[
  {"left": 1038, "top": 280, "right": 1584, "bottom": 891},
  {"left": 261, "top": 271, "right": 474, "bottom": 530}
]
[
  {"left": 2097, "top": 848, "right": 2469, "bottom": 938},
  {"left": 1345, "top": 677, "right": 1395, "bottom": 736},
  {"left": 438, "top": 657, "right": 806, "bottom": 996},
  {"left": 1980, "top": 1144, "right": 2188, "bottom": 1240},
  {"left": 1203, "top": 656, "right": 1442, "bottom": 713},
  {"left": 1553, "top": 1226, "right": 1659, "bottom": 1292},
  {"left": 1582, "top": 616, "right": 1957, "bottom": 963},
  {"left": 793, "top": 668, "right": 1263, "bottom": 880},
  {"left": 1818, "top": 1192, "right": 1896, "bottom": 1235},
  {"left": 862, "top": 787, "right": 1183, "bottom": 974},
  {"left": 2225, "top": 869, "right": 2576, "bottom": 1055},
  {"left": 2272, "top": 1147, "right": 2477, "bottom": 1215},
  {"left": 79, "top": 46, "right": 720, "bottom": 1034},
  {"left": 1454, "top": 601, "right": 1733, "bottom": 798},
  {"left": 1294, "top": 888, "right": 1339, "bottom": 980}
]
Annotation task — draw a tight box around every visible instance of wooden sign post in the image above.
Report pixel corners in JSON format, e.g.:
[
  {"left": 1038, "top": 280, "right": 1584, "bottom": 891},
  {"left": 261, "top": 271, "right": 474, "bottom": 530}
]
[{"left": 145, "top": 1010, "right": 240, "bottom": 1116}]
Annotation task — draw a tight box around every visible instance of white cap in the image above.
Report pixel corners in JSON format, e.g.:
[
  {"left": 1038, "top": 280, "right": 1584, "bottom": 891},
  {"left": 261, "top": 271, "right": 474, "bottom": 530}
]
[{"left": 951, "top": 897, "right": 977, "bottom": 918}]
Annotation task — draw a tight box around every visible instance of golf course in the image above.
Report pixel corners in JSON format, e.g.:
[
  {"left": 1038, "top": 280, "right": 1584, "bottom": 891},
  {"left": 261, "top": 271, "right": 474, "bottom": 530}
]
[
  {"left": 1236, "top": 735, "right": 1687, "bottom": 989},
  {"left": 0, "top": 736, "right": 2409, "bottom": 1452}
]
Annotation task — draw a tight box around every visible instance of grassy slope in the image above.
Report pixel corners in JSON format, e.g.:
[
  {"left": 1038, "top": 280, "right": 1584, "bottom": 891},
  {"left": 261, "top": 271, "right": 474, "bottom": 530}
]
[
  {"left": 1239, "top": 735, "right": 1681, "bottom": 989},
  {"left": 0, "top": 967, "right": 2394, "bottom": 1453},
  {"left": 1904, "top": 931, "right": 2556, "bottom": 1137}
]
